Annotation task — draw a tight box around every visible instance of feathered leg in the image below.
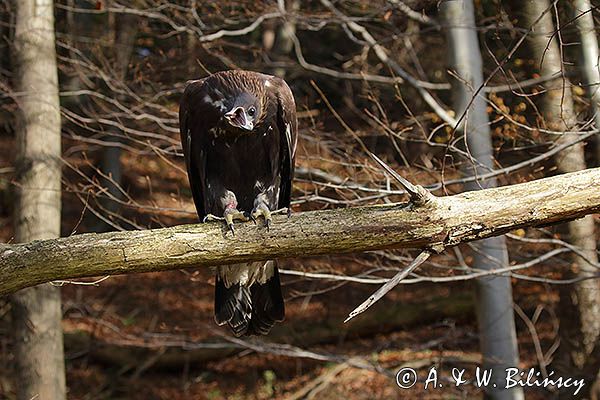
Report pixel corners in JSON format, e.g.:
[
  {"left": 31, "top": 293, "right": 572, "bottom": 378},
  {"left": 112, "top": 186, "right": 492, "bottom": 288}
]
[{"left": 203, "top": 190, "right": 249, "bottom": 234}]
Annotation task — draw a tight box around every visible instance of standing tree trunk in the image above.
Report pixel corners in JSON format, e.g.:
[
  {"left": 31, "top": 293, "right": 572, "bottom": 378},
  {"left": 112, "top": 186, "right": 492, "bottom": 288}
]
[
  {"left": 263, "top": 0, "right": 299, "bottom": 78},
  {"left": 572, "top": 0, "right": 600, "bottom": 166},
  {"left": 441, "top": 2, "right": 523, "bottom": 399},
  {"left": 94, "top": 9, "right": 138, "bottom": 232},
  {"left": 10, "top": 0, "right": 66, "bottom": 399},
  {"left": 522, "top": 1, "right": 600, "bottom": 397}
]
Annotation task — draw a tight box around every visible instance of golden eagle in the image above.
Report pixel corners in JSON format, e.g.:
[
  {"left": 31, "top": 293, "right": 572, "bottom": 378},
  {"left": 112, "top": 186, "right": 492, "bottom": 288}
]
[{"left": 179, "top": 70, "right": 297, "bottom": 336}]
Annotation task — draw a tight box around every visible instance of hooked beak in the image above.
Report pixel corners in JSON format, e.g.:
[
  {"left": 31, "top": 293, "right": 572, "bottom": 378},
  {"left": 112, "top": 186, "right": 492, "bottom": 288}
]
[{"left": 225, "top": 107, "right": 254, "bottom": 131}]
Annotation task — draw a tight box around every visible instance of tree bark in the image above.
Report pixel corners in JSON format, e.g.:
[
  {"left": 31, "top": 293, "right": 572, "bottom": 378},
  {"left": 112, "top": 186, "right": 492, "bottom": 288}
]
[
  {"left": 270, "top": 0, "right": 299, "bottom": 78},
  {"left": 10, "top": 0, "right": 66, "bottom": 399},
  {"left": 522, "top": 1, "right": 600, "bottom": 397},
  {"left": 441, "top": 2, "right": 523, "bottom": 399},
  {"left": 94, "top": 10, "right": 139, "bottom": 232},
  {"left": 571, "top": 0, "right": 600, "bottom": 166},
  {"left": 1, "top": 167, "right": 599, "bottom": 297}
]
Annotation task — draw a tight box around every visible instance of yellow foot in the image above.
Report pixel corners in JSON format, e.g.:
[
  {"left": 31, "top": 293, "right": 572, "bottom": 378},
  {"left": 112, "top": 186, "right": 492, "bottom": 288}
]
[
  {"left": 203, "top": 211, "right": 249, "bottom": 235},
  {"left": 251, "top": 205, "right": 272, "bottom": 230},
  {"left": 224, "top": 209, "right": 249, "bottom": 235}
]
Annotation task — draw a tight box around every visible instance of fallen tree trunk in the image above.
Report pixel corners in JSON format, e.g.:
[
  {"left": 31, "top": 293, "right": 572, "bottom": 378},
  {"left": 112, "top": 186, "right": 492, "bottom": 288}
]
[
  {"left": 1, "top": 167, "right": 600, "bottom": 297},
  {"left": 65, "top": 292, "right": 474, "bottom": 369}
]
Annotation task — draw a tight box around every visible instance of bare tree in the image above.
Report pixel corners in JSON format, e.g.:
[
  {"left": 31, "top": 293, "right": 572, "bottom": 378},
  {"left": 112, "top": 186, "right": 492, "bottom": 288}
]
[
  {"left": 572, "top": 0, "right": 600, "bottom": 166},
  {"left": 10, "top": 0, "right": 66, "bottom": 398},
  {"left": 441, "top": 2, "right": 523, "bottom": 399},
  {"left": 95, "top": 7, "right": 139, "bottom": 232},
  {"left": 522, "top": 0, "right": 600, "bottom": 396},
  {"left": 262, "top": 0, "right": 298, "bottom": 78}
]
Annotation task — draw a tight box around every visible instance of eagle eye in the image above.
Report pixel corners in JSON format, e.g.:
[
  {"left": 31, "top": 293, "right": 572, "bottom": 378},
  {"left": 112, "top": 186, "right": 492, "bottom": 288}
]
[{"left": 248, "top": 107, "right": 256, "bottom": 117}]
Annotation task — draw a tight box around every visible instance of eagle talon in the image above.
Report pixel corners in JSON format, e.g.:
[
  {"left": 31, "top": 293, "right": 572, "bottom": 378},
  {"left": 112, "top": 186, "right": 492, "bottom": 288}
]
[
  {"left": 248, "top": 213, "right": 256, "bottom": 225},
  {"left": 227, "top": 223, "right": 235, "bottom": 235},
  {"left": 223, "top": 208, "right": 249, "bottom": 235},
  {"left": 251, "top": 205, "right": 272, "bottom": 229}
]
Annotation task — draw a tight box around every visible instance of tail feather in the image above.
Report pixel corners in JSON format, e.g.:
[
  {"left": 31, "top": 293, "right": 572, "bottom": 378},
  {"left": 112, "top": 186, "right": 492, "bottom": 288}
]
[
  {"left": 214, "top": 266, "right": 285, "bottom": 337},
  {"left": 248, "top": 268, "right": 285, "bottom": 335},
  {"left": 214, "top": 278, "right": 252, "bottom": 336}
]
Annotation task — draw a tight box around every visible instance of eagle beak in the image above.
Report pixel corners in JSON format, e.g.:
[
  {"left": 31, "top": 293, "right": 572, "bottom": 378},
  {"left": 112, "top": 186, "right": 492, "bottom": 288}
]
[{"left": 225, "top": 107, "right": 254, "bottom": 131}]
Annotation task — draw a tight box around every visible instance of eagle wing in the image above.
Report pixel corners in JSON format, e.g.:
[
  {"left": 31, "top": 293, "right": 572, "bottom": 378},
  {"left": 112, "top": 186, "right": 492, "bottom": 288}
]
[
  {"left": 179, "top": 78, "right": 209, "bottom": 219},
  {"left": 269, "top": 77, "right": 298, "bottom": 209}
]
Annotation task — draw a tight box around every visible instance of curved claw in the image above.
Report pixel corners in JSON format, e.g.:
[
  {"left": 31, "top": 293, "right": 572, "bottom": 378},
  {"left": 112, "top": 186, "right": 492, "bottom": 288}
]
[
  {"left": 222, "top": 209, "right": 249, "bottom": 236},
  {"left": 224, "top": 212, "right": 234, "bottom": 236},
  {"left": 251, "top": 205, "right": 272, "bottom": 229}
]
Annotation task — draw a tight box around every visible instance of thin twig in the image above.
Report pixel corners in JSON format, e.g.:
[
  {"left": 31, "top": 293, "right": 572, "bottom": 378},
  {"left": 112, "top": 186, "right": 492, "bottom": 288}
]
[
  {"left": 368, "top": 152, "right": 434, "bottom": 206},
  {"left": 344, "top": 250, "right": 431, "bottom": 323}
]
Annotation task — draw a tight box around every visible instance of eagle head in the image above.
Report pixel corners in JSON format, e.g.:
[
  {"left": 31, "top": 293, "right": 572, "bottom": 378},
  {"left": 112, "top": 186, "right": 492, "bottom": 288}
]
[{"left": 224, "top": 92, "right": 261, "bottom": 132}]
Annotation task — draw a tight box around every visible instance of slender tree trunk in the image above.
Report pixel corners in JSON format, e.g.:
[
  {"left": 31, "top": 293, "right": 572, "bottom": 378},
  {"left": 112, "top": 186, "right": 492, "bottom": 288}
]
[
  {"left": 262, "top": 0, "right": 298, "bottom": 78},
  {"left": 571, "top": 0, "right": 600, "bottom": 166},
  {"left": 94, "top": 5, "right": 138, "bottom": 232},
  {"left": 522, "top": 1, "right": 600, "bottom": 397},
  {"left": 10, "top": 0, "right": 66, "bottom": 399},
  {"left": 441, "top": 2, "right": 523, "bottom": 399}
]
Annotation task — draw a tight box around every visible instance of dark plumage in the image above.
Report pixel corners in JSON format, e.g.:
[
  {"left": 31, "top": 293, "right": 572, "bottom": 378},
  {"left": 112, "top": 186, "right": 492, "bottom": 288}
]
[{"left": 179, "top": 70, "right": 297, "bottom": 336}]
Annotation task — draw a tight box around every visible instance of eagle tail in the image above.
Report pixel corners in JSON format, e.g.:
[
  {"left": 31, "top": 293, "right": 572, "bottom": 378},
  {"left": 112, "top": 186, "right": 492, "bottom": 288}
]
[
  {"left": 214, "top": 279, "right": 253, "bottom": 337},
  {"left": 214, "top": 267, "right": 285, "bottom": 337},
  {"left": 248, "top": 267, "right": 285, "bottom": 335}
]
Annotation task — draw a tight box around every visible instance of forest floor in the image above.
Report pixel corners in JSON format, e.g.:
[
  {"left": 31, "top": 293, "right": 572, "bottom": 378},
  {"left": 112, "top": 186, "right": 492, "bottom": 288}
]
[{"left": 0, "top": 267, "right": 559, "bottom": 400}]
